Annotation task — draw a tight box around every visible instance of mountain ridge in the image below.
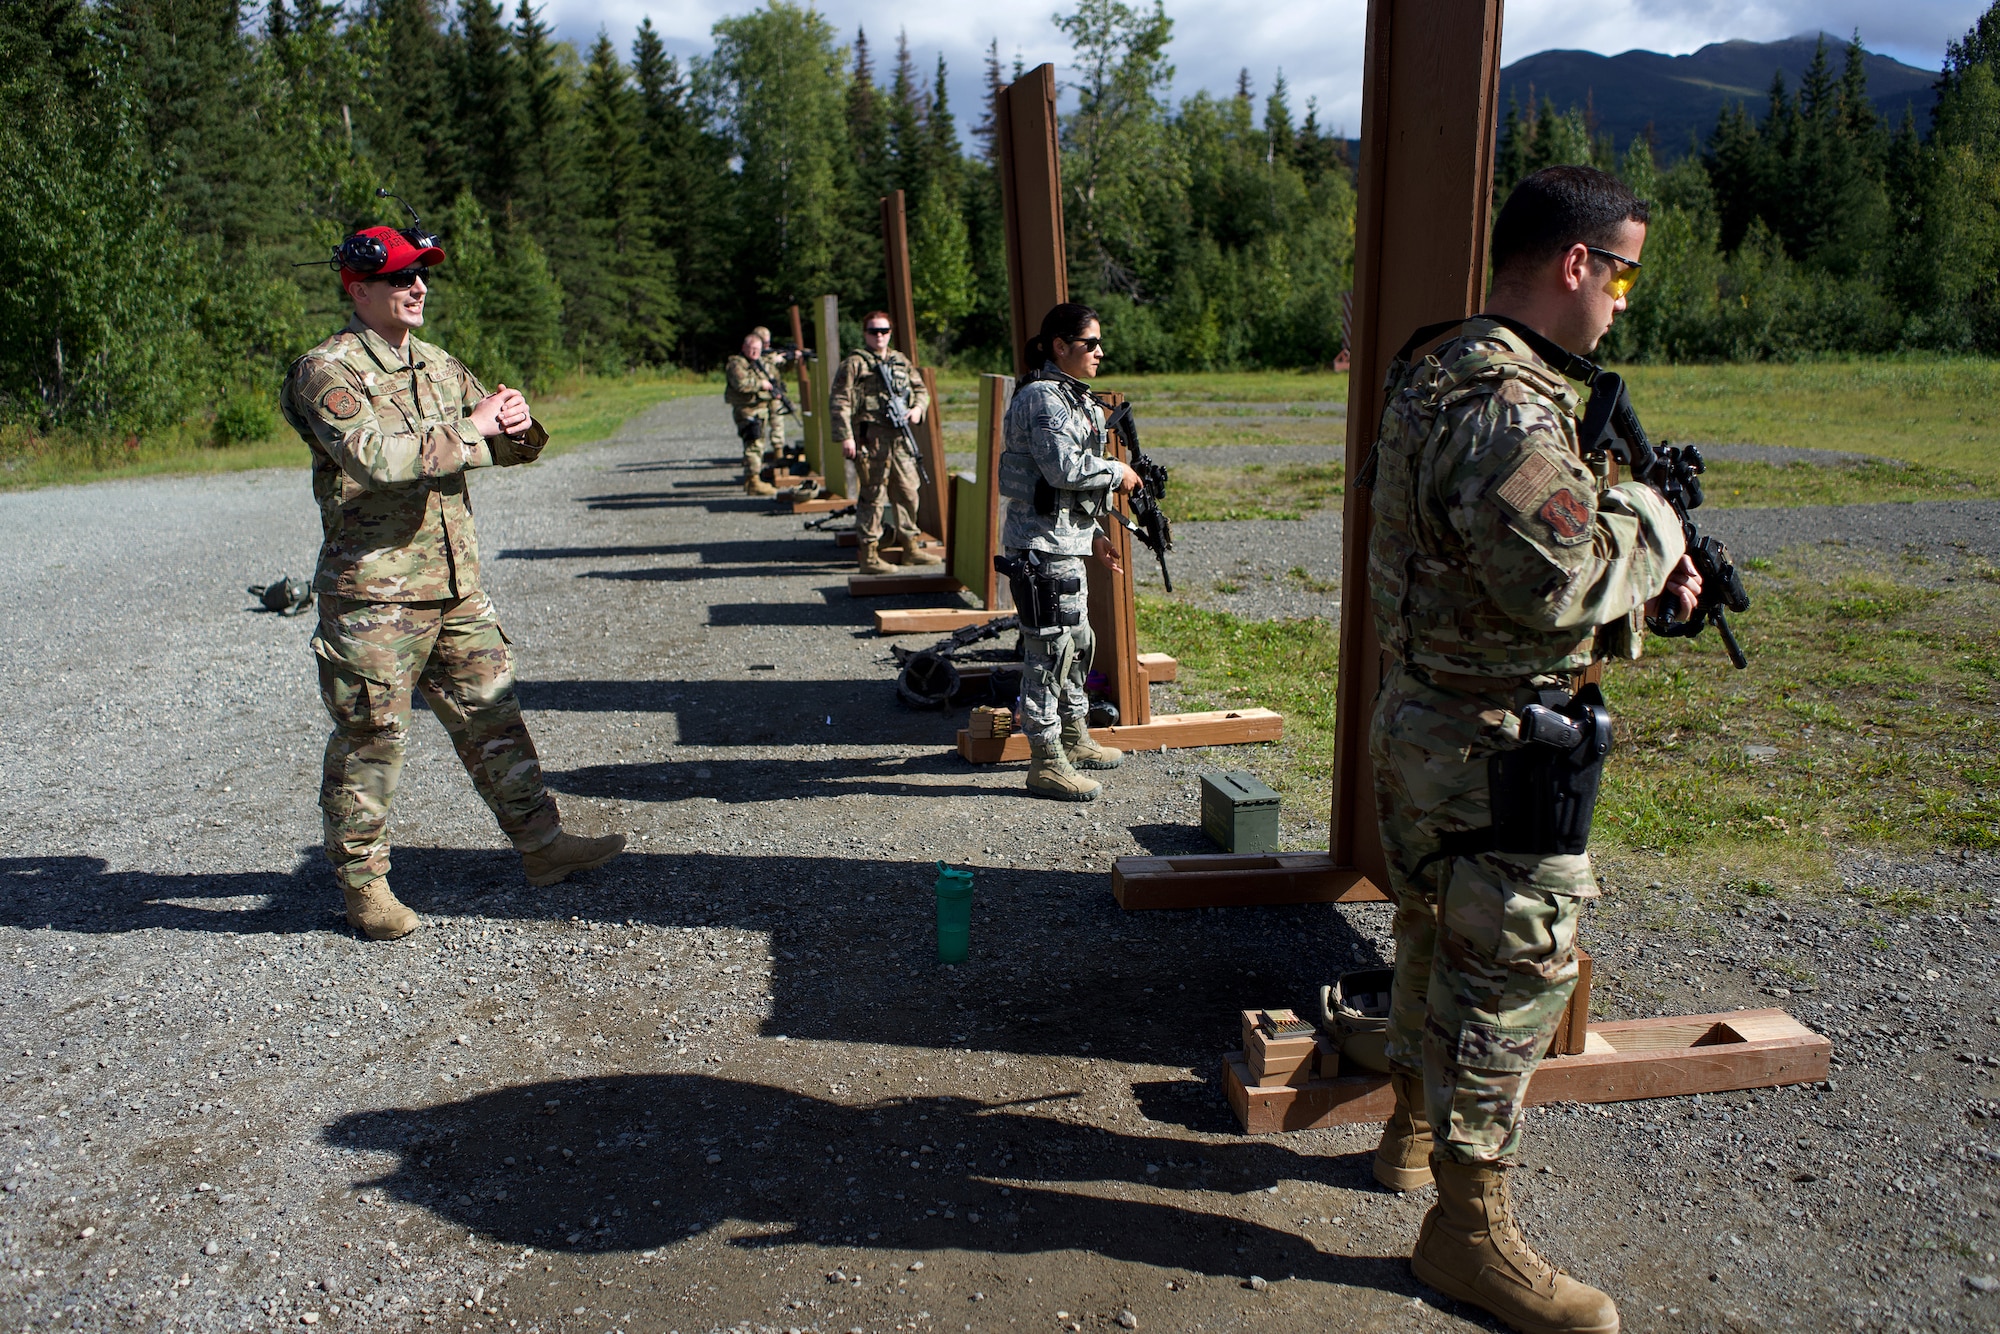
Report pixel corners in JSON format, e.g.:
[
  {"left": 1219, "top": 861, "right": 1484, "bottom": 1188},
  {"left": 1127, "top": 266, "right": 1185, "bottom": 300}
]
[{"left": 1498, "top": 33, "right": 1936, "bottom": 160}]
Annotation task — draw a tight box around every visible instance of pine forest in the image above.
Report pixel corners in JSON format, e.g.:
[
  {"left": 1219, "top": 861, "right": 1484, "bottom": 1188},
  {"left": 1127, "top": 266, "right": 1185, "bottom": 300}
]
[{"left": 5, "top": 0, "right": 1999, "bottom": 444}]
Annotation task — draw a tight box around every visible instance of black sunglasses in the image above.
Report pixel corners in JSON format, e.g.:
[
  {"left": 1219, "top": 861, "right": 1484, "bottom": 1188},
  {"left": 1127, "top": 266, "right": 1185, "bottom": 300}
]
[
  {"left": 863, "top": 325, "right": 893, "bottom": 336},
  {"left": 1060, "top": 336, "right": 1104, "bottom": 353},
  {"left": 374, "top": 265, "right": 431, "bottom": 290}
]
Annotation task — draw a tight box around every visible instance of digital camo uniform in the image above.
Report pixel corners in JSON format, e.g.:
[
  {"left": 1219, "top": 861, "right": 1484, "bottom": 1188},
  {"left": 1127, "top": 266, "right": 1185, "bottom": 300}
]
[
  {"left": 830, "top": 348, "right": 929, "bottom": 543},
  {"left": 724, "top": 350, "right": 788, "bottom": 477},
  {"left": 281, "top": 316, "right": 561, "bottom": 893},
  {"left": 999, "top": 365, "right": 1123, "bottom": 747},
  {"left": 1367, "top": 317, "right": 1684, "bottom": 1164}
]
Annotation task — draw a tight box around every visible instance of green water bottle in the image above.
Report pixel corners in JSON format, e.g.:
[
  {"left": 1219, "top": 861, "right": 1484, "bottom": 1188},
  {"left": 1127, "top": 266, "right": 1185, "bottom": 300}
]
[{"left": 933, "top": 861, "right": 974, "bottom": 964}]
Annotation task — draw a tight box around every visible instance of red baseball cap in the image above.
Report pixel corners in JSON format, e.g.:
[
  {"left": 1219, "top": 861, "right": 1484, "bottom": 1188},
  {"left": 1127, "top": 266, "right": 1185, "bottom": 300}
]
[{"left": 339, "top": 226, "right": 446, "bottom": 292}]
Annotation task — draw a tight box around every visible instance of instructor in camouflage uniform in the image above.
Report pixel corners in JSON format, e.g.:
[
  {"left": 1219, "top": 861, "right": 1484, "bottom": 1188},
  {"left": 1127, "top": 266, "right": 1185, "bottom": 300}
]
[
  {"left": 831, "top": 312, "right": 939, "bottom": 575},
  {"left": 281, "top": 224, "right": 625, "bottom": 941},
  {"left": 998, "top": 303, "right": 1142, "bottom": 802},
  {"left": 723, "top": 326, "right": 785, "bottom": 496},
  {"left": 1364, "top": 166, "right": 1700, "bottom": 1334}
]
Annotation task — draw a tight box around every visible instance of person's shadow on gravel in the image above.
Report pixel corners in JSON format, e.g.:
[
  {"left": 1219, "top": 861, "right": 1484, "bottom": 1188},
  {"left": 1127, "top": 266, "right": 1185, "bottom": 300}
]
[{"left": 322, "top": 1073, "right": 1415, "bottom": 1296}]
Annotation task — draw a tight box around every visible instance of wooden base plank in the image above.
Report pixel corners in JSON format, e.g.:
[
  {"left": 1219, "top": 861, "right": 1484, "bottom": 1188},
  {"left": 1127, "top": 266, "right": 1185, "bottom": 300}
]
[
  {"left": 792, "top": 495, "right": 850, "bottom": 514},
  {"left": 1224, "top": 1008, "right": 1831, "bottom": 1135},
  {"left": 1137, "top": 652, "right": 1178, "bottom": 683},
  {"left": 957, "top": 708, "right": 1282, "bottom": 763},
  {"left": 871, "top": 607, "right": 999, "bottom": 633},
  {"left": 1112, "top": 853, "right": 1387, "bottom": 909},
  {"left": 847, "top": 572, "right": 963, "bottom": 597},
  {"left": 836, "top": 532, "right": 944, "bottom": 549}
]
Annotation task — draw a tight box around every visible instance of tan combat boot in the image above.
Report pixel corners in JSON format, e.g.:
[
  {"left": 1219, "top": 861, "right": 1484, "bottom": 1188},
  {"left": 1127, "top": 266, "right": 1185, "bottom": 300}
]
[
  {"left": 857, "top": 540, "right": 894, "bottom": 576},
  {"left": 1373, "top": 1070, "right": 1435, "bottom": 1190},
  {"left": 744, "top": 472, "right": 777, "bottom": 496},
  {"left": 1412, "top": 1157, "right": 1620, "bottom": 1334},
  {"left": 1059, "top": 717, "right": 1123, "bottom": 770},
  {"left": 521, "top": 831, "right": 628, "bottom": 888},
  {"left": 893, "top": 530, "right": 943, "bottom": 566},
  {"left": 1026, "top": 738, "right": 1100, "bottom": 802},
  {"left": 344, "top": 878, "right": 420, "bottom": 941}
]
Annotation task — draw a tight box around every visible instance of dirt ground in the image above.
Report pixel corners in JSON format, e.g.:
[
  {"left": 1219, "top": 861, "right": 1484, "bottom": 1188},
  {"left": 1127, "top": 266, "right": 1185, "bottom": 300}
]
[{"left": 1, "top": 395, "right": 1996, "bottom": 1334}]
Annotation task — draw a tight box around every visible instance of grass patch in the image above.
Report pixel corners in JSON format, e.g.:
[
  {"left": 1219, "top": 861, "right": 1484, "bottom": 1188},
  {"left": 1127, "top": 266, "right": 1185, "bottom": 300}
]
[
  {"left": 1596, "top": 552, "right": 2000, "bottom": 861},
  {"left": 1136, "top": 598, "right": 1340, "bottom": 829},
  {"left": 1139, "top": 547, "right": 2000, "bottom": 864},
  {"left": 1620, "top": 358, "right": 2000, "bottom": 480},
  {"left": 1171, "top": 461, "right": 1344, "bottom": 520},
  {"left": 1140, "top": 419, "right": 1344, "bottom": 449},
  {"left": 0, "top": 369, "right": 713, "bottom": 491},
  {"left": 1698, "top": 457, "right": 2000, "bottom": 508}
]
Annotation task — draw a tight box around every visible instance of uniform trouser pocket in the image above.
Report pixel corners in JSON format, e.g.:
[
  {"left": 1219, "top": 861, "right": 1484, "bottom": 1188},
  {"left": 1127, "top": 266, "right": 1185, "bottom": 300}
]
[
  {"left": 1421, "top": 855, "right": 1584, "bottom": 1164},
  {"left": 314, "top": 600, "right": 426, "bottom": 891},
  {"left": 1016, "top": 555, "right": 1094, "bottom": 744},
  {"left": 314, "top": 596, "right": 556, "bottom": 890}
]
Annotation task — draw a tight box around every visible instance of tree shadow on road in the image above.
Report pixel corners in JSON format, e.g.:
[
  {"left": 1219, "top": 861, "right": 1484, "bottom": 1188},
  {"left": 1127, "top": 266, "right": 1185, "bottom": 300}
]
[{"left": 321, "top": 1072, "right": 1412, "bottom": 1296}]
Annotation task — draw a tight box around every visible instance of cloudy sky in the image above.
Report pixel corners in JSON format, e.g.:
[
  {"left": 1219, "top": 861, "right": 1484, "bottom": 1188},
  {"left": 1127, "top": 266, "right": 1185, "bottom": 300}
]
[{"left": 543, "top": 0, "right": 1969, "bottom": 140}]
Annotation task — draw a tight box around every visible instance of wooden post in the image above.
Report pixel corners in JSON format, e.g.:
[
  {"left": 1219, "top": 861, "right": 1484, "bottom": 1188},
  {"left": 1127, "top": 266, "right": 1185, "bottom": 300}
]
[
  {"left": 995, "top": 63, "right": 1067, "bottom": 378},
  {"left": 948, "top": 373, "right": 1013, "bottom": 609},
  {"left": 787, "top": 302, "right": 814, "bottom": 418},
  {"left": 1089, "top": 391, "right": 1148, "bottom": 726},
  {"left": 1330, "top": 0, "right": 1506, "bottom": 893},
  {"left": 811, "top": 295, "right": 844, "bottom": 499},
  {"left": 881, "top": 189, "right": 950, "bottom": 542}
]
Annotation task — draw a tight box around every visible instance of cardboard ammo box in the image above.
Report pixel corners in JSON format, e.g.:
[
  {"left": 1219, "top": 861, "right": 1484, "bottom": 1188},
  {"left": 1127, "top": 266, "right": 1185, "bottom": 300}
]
[
  {"left": 1201, "top": 771, "right": 1281, "bottom": 853},
  {"left": 1241, "top": 1009, "right": 1318, "bottom": 1087}
]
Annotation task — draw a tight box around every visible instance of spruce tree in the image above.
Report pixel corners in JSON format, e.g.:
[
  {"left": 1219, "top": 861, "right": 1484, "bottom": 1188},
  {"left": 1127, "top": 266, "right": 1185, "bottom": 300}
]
[
  {"left": 570, "top": 32, "right": 676, "bottom": 367},
  {"left": 452, "top": 0, "right": 519, "bottom": 215},
  {"left": 361, "top": 0, "right": 457, "bottom": 204},
  {"left": 509, "top": 0, "right": 568, "bottom": 235}
]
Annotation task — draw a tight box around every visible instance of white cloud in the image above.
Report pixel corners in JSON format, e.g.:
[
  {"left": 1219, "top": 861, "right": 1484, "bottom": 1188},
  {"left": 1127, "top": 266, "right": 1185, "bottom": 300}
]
[{"left": 532, "top": 0, "right": 1963, "bottom": 146}]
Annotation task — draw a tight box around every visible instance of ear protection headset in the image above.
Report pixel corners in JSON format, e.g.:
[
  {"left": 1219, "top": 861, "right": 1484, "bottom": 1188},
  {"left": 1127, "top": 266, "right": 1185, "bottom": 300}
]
[{"left": 302, "top": 189, "right": 443, "bottom": 274}]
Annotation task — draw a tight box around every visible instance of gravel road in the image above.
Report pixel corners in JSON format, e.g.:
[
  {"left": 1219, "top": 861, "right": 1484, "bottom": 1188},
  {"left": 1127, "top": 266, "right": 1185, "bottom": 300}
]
[{"left": 1, "top": 396, "right": 1995, "bottom": 1334}]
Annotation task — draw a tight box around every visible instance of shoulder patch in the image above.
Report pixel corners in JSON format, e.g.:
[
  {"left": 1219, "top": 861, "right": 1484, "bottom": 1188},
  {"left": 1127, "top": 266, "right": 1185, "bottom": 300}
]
[
  {"left": 321, "top": 385, "right": 362, "bottom": 420},
  {"left": 1492, "top": 451, "right": 1558, "bottom": 514},
  {"left": 1538, "top": 488, "right": 1592, "bottom": 542}
]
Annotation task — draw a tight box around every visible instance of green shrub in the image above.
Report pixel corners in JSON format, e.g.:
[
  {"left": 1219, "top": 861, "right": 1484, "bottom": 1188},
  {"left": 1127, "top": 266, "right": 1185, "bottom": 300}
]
[{"left": 211, "top": 390, "right": 279, "bottom": 447}]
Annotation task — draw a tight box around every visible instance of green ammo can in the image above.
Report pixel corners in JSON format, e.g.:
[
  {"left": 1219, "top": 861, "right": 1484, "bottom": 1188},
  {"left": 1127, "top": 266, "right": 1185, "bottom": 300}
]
[{"left": 1199, "top": 770, "right": 1281, "bottom": 853}]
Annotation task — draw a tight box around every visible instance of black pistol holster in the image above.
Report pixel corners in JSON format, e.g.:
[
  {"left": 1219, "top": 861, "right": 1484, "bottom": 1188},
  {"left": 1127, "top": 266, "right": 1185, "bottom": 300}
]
[
  {"left": 1419, "top": 683, "right": 1613, "bottom": 876},
  {"left": 993, "top": 551, "right": 1081, "bottom": 631}
]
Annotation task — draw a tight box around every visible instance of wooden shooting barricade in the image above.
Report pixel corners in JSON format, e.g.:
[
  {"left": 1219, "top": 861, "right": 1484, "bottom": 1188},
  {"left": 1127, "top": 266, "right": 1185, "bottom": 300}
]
[
  {"left": 787, "top": 295, "right": 849, "bottom": 515},
  {"left": 1105, "top": 0, "right": 1514, "bottom": 907}
]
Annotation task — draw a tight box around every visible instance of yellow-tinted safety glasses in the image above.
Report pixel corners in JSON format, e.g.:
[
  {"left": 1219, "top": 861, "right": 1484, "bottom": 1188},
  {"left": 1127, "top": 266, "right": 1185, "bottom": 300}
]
[{"left": 1586, "top": 245, "right": 1643, "bottom": 299}]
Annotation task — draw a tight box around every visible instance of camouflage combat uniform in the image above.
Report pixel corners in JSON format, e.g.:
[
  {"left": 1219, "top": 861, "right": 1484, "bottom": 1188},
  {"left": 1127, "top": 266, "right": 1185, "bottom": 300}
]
[
  {"left": 1368, "top": 318, "right": 1685, "bottom": 1164},
  {"left": 281, "top": 316, "right": 561, "bottom": 893},
  {"left": 999, "top": 364, "right": 1123, "bottom": 747},
  {"left": 830, "top": 348, "right": 929, "bottom": 543},
  {"left": 723, "top": 350, "right": 788, "bottom": 476}
]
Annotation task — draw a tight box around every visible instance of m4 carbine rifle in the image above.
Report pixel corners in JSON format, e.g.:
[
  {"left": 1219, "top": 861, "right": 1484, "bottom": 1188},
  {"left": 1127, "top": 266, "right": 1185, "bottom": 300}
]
[
  {"left": 880, "top": 368, "right": 931, "bottom": 488},
  {"left": 1102, "top": 400, "right": 1174, "bottom": 591},
  {"left": 803, "top": 503, "right": 857, "bottom": 531},
  {"left": 1580, "top": 371, "right": 1751, "bottom": 668}
]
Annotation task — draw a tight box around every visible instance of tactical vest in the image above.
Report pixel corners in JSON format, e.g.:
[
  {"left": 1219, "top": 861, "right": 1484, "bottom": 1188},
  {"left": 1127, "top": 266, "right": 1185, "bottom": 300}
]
[
  {"left": 853, "top": 351, "right": 912, "bottom": 421},
  {"left": 997, "top": 372, "right": 1109, "bottom": 517},
  {"left": 1366, "top": 320, "right": 1600, "bottom": 677}
]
